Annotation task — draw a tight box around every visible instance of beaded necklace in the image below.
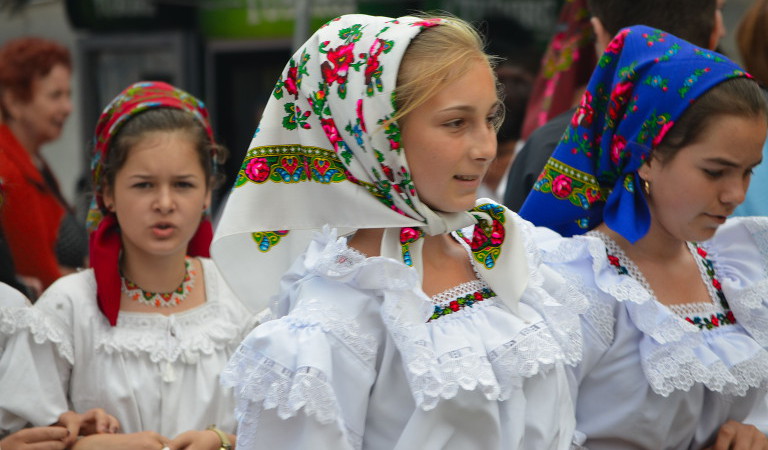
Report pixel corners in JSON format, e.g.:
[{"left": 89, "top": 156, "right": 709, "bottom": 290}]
[
  {"left": 589, "top": 231, "right": 735, "bottom": 330},
  {"left": 121, "top": 257, "right": 196, "bottom": 308}
]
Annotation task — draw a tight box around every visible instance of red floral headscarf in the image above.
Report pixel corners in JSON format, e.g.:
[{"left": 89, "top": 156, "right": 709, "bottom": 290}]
[{"left": 89, "top": 81, "right": 216, "bottom": 326}]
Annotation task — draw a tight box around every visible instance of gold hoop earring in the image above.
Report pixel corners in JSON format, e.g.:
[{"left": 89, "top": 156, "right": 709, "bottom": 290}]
[{"left": 641, "top": 179, "right": 650, "bottom": 196}]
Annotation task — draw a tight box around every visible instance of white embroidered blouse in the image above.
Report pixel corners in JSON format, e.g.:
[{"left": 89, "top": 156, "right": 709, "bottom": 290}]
[
  {"left": 221, "top": 215, "right": 587, "bottom": 450},
  {"left": 0, "top": 258, "right": 256, "bottom": 437},
  {"left": 534, "top": 217, "right": 768, "bottom": 449}
]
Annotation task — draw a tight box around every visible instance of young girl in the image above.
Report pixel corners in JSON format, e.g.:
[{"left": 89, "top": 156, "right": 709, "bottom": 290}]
[
  {"left": 0, "top": 281, "right": 119, "bottom": 449},
  {"left": 520, "top": 26, "right": 768, "bottom": 449},
  {"left": 0, "top": 82, "right": 255, "bottom": 449},
  {"left": 212, "top": 14, "right": 586, "bottom": 449}
]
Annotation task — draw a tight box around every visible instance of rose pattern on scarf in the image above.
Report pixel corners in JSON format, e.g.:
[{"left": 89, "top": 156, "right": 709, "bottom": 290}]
[
  {"left": 236, "top": 146, "right": 347, "bottom": 186},
  {"left": 455, "top": 203, "right": 506, "bottom": 269}
]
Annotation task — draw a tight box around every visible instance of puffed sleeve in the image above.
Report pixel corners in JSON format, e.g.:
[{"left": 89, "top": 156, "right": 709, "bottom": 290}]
[
  {"left": 222, "top": 274, "right": 380, "bottom": 450},
  {"left": 0, "top": 283, "right": 73, "bottom": 433}
]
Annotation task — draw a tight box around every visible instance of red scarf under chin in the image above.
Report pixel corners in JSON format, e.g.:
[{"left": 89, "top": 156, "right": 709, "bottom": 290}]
[{"left": 90, "top": 213, "right": 212, "bottom": 326}]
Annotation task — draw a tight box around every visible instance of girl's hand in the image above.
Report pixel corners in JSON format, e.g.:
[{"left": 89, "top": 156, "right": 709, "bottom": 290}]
[
  {"left": 71, "top": 431, "right": 170, "bottom": 450},
  {"left": 0, "top": 426, "right": 69, "bottom": 450},
  {"left": 56, "top": 408, "right": 120, "bottom": 441},
  {"left": 166, "top": 429, "right": 220, "bottom": 450},
  {"left": 705, "top": 420, "right": 768, "bottom": 450},
  {"left": 168, "top": 429, "right": 233, "bottom": 450}
]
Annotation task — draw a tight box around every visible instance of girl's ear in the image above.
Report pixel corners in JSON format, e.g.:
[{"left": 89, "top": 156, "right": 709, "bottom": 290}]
[
  {"left": 203, "top": 187, "right": 212, "bottom": 212},
  {"left": 102, "top": 185, "right": 115, "bottom": 212},
  {"left": 637, "top": 158, "right": 655, "bottom": 183}
]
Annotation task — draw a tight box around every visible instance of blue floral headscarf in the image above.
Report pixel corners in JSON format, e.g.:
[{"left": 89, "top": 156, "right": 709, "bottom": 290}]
[{"left": 519, "top": 25, "right": 750, "bottom": 242}]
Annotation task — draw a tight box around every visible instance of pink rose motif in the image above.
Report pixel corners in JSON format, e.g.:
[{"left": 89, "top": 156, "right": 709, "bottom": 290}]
[
  {"left": 400, "top": 227, "right": 420, "bottom": 244},
  {"left": 490, "top": 220, "right": 504, "bottom": 246},
  {"left": 284, "top": 66, "right": 299, "bottom": 97},
  {"left": 585, "top": 187, "right": 602, "bottom": 204},
  {"left": 321, "top": 118, "right": 343, "bottom": 150},
  {"left": 356, "top": 99, "right": 367, "bottom": 132},
  {"left": 245, "top": 157, "right": 270, "bottom": 183},
  {"left": 609, "top": 81, "right": 634, "bottom": 120},
  {"left": 410, "top": 19, "right": 442, "bottom": 28},
  {"left": 571, "top": 91, "right": 595, "bottom": 128},
  {"left": 652, "top": 120, "right": 675, "bottom": 147},
  {"left": 605, "top": 29, "right": 629, "bottom": 54},
  {"left": 552, "top": 174, "right": 573, "bottom": 199},
  {"left": 469, "top": 226, "right": 488, "bottom": 250},
  {"left": 382, "top": 164, "right": 394, "bottom": 182},
  {"left": 365, "top": 39, "right": 385, "bottom": 86},
  {"left": 321, "top": 43, "right": 355, "bottom": 86},
  {"left": 610, "top": 134, "right": 627, "bottom": 164}
]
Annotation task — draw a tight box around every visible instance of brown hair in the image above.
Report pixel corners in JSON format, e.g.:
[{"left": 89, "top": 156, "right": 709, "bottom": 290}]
[
  {"left": 586, "top": 0, "right": 715, "bottom": 48},
  {"left": 654, "top": 77, "right": 768, "bottom": 164},
  {"left": 736, "top": 0, "right": 768, "bottom": 86},
  {"left": 393, "top": 14, "right": 499, "bottom": 124},
  {"left": 0, "top": 37, "right": 71, "bottom": 117},
  {"left": 100, "top": 108, "right": 227, "bottom": 193}
]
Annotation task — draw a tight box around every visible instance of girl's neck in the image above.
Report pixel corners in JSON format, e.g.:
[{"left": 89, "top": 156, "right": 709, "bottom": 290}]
[
  {"left": 596, "top": 222, "right": 688, "bottom": 262},
  {"left": 6, "top": 120, "right": 42, "bottom": 159},
  {"left": 120, "top": 250, "right": 188, "bottom": 293}
]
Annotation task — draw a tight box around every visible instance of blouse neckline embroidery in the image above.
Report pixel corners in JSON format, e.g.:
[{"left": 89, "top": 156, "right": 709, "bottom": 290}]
[
  {"left": 589, "top": 230, "right": 736, "bottom": 330},
  {"left": 425, "top": 230, "right": 498, "bottom": 322}
]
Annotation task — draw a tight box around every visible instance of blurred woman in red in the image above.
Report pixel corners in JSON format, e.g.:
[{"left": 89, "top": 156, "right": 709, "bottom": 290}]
[{"left": 0, "top": 37, "right": 86, "bottom": 294}]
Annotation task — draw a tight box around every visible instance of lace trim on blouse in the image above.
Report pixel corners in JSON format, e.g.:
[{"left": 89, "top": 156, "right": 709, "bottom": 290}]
[
  {"left": 546, "top": 229, "right": 768, "bottom": 396},
  {"left": 590, "top": 230, "right": 736, "bottom": 331},
  {"left": 224, "top": 224, "right": 576, "bottom": 442},
  {"left": 0, "top": 304, "right": 74, "bottom": 364}
]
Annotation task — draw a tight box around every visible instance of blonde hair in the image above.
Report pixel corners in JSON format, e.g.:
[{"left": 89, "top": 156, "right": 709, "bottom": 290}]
[{"left": 393, "top": 14, "right": 498, "bottom": 123}]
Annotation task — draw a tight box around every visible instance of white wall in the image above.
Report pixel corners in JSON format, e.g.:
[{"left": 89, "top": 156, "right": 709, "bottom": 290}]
[{"left": 0, "top": 0, "right": 83, "bottom": 204}]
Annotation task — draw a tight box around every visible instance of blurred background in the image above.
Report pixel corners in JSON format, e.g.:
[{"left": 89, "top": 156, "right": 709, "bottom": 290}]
[{"left": 0, "top": 0, "right": 754, "bottom": 216}]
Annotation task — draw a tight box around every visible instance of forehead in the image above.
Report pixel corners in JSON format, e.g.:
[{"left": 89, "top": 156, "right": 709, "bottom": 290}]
[
  {"left": 122, "top": 131, "right": 201, "bottom": 167},
  {"left": 673, "top": 114, "right": 766, "bottom": 163}
]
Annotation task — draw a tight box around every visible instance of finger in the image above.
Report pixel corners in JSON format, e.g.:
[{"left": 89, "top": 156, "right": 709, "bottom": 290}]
[
  {"left": 108, "top": 414, "right": 121, "bottom": 433},
  {"left": 23, "top": 441, "right": 67, "bottom": 450},
  {"left": 56, "top": 412, "right": 81, "bottom": 441},
  {"left": 89, "top": 408, "right": 111, "bottom": 433},
  {"left": 713, "top": 423, "right": 737, "bottom": 450},
  {"left": 18, "top": 427, "right": 70, "bottom": 443}
]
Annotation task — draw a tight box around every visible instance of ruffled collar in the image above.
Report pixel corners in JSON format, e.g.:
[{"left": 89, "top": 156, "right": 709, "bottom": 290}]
[
  {"left": 289, "top": 223, "right": 584, "bottom": 410},
  {"left": 548, "top": 230, "right": 768, "bottom": 396},
  {"left": 95, "top": 259, "right": 247, "bottom": 365}
]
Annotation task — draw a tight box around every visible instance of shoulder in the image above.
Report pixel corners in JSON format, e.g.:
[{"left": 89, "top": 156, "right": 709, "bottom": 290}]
[
  {"left": 36, "top": 269, "right": 97, "bottom": 310},
  {"left": 706, "top": 217, "right": 768, "bottom": 289}
]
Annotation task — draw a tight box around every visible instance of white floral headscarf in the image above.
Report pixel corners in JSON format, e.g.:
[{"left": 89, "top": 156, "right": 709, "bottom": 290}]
[{"left": 212, "top": 14, "right": 527, "bottom": 312}]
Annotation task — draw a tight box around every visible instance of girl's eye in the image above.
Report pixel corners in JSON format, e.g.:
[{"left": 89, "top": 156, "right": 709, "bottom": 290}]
[
  {"left": 176, "top": 181, "right": 195, "bottom": 188},
  {"left": 443, "top": 119, "right": 465, "bottom": 129},
  {"left": 703, "top": 169, "right": 724, "bottom": 178},
  {"left": 133, "top": 182, "right": 152, "bottom": 189}
]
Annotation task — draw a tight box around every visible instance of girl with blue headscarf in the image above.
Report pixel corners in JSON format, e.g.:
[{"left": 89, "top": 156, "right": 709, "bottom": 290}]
[{"left": 521, "top": 25, "right": 768, "bottom": 449}]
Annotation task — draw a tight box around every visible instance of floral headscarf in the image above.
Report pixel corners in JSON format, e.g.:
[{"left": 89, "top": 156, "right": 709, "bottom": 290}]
[
  {"left": 519, "top": 25, "right": 750, "bottom": 242},
  {"left": 212, "top": 14, "right": 529, "bottom": 313},
  {"left": 89, "top": 81, "right": 217, "bottom": 326}
]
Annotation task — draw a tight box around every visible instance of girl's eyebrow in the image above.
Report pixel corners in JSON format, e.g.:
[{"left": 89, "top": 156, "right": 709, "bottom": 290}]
[{"left": 704, "top": 157, "right": 763, "bottom": 168}]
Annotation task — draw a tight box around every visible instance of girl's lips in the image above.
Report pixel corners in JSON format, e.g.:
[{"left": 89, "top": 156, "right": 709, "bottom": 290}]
[{"left": 151, "top": 224, "right": 176, "bottom": 238}]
